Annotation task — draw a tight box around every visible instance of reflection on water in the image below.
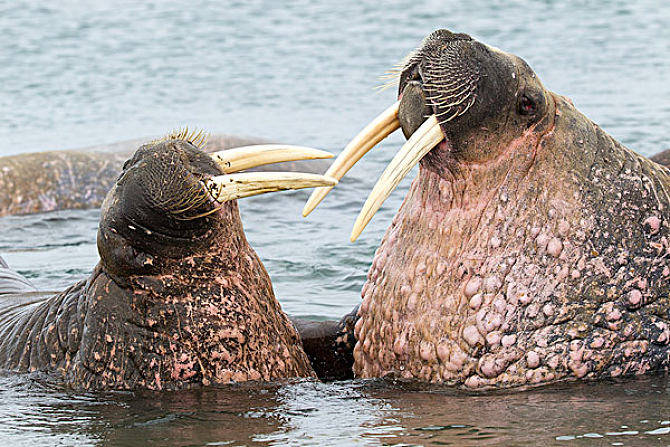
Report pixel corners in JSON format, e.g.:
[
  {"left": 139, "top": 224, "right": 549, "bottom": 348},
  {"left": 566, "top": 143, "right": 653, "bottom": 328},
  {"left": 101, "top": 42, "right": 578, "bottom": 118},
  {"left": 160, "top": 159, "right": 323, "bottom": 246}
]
[
  {"left": 1, "top": 0, "right": 669, "bottom": 445},
  {"left": 254, "top": 382, "right": 396, "bottom": 445},
  {"left": 2, "top": 373, "right": 670, "bottom": 446}
]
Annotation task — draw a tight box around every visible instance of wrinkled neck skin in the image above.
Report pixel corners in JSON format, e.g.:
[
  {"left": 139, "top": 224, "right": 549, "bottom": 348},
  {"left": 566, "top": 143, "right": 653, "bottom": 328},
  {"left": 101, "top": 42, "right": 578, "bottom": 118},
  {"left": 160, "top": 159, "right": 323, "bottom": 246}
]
[
  {"left": 0, "top": 201, "right": 314, "bottom": 390},
  {"left": 354, "top": 94, "right": 670, "bottom": 389}
]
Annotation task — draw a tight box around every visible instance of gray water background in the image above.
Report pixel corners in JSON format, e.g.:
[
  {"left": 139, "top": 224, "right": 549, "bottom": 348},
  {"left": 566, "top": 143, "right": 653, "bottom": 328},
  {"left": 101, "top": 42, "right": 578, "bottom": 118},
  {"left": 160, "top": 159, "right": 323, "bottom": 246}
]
[{"left": 0, "top": 0, "right": 669, "bottom": 445}]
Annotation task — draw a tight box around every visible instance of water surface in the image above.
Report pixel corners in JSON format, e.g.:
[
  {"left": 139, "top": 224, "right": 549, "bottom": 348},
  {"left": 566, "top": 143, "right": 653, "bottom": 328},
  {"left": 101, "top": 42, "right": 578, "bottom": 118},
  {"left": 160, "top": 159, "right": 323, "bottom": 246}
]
[{"left": 1, "top": 0, "right": 669, "bottom": 445}]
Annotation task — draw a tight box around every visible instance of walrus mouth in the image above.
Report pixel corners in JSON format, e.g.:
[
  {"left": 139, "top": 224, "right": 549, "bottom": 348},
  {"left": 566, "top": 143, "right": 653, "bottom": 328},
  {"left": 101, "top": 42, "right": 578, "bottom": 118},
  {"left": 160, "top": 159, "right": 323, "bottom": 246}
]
[
  {"left": 302, "top": 98, "right": 445, "bottom": 241},
  {"left": 183, "top": 145, "right": 338, "bottom": 219}
]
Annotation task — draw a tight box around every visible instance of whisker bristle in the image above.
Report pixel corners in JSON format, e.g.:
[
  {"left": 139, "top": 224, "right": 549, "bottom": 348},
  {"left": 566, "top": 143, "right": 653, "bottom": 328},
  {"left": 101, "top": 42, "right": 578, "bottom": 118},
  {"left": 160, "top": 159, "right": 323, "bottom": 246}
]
[{"left": 147, "top": 126, "right": 210, "bottom": 150}]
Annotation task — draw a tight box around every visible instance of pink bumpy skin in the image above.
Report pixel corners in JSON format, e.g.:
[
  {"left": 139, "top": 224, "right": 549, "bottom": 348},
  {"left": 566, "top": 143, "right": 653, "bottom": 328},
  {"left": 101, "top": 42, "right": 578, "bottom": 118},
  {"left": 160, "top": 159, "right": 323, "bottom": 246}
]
[{"left": 353, "top": 89, "right": 670, "bottom": 388}]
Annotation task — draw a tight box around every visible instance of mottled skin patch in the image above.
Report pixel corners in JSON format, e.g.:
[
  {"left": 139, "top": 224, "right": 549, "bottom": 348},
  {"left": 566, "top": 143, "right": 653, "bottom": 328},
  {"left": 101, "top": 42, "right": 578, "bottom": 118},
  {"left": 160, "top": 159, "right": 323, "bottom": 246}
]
[
  {"left": 0, "top": 134, "right": 330, "bottom": 217},
  {"left": 0, "top": 141, "right": 315, "bottom": 389},
  {"left": 352, "top": 30, "right": 670, "bottom": 389}
]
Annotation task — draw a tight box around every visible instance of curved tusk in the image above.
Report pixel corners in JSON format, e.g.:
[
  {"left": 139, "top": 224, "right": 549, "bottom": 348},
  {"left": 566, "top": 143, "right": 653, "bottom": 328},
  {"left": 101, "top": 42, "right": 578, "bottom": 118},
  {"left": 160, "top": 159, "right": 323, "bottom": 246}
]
[
  {"left": 350, "top": 115, "right": 443, "bottom": 242},
  {"left": 302, "top": 101, "right": 401, "bottom": 217},
  {"left": 210, "top": 145, "right": 334, "bottom": 173},
  {"left": 204, "top": 172, "right": 338, "bottom": 203}
]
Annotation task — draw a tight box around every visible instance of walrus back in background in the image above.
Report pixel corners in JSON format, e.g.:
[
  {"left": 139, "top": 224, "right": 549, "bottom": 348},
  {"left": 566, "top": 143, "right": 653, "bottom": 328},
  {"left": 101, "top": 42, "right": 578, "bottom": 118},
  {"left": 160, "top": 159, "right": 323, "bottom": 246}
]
[{"left": 0, "top": 132, "right": 332, "bottom": 217}]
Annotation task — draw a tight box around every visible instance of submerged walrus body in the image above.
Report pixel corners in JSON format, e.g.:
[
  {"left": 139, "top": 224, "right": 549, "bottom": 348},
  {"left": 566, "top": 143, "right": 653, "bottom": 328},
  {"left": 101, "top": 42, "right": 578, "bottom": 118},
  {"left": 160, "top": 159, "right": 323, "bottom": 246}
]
[
  {"left": 0, "top": 138, "right": 342, "bottom": 389},
  {"left": 307, "top": 30, "right": 670, "bottom": 388},
  {"left": 0, "top": 133, "right": 331, "bottom": 217}
]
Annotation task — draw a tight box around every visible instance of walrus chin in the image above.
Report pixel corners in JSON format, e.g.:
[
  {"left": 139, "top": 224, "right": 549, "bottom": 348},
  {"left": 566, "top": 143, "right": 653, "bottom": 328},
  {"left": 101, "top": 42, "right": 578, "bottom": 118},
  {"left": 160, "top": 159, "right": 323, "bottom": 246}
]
[{"left": 305, "top": 29, "right": 670, "bottom": 389}]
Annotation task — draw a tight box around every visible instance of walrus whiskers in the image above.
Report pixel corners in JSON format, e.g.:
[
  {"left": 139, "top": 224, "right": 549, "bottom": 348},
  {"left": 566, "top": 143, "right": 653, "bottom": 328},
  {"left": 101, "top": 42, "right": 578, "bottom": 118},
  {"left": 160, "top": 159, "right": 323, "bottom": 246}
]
[
  {"left": 374, "top": 66, "right": 403, "bottom": 92},
  {"left": 374, "top": 80, "right": 400, "bottom": 93},
  {"left": 147, "top": 127, "right": 210, "bottom": 149},
  {"left": 167, "top": 187, "right": 212, "bottom": 218},
  {"left": 430, "top": 94, "right": 472, "bottom": 110},
  {"left": 139, "top": 137, "right": 339, "bottom": 220}
]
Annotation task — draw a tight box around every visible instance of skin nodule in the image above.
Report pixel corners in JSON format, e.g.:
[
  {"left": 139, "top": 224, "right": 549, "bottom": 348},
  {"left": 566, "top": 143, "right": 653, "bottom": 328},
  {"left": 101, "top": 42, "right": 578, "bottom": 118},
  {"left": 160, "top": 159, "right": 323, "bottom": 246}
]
[
  {"left": 349, "top": 30, "right": 670, "bottom": 389},
  {"left": 0, "top": 140, "right": 319, "bottom": 390}
]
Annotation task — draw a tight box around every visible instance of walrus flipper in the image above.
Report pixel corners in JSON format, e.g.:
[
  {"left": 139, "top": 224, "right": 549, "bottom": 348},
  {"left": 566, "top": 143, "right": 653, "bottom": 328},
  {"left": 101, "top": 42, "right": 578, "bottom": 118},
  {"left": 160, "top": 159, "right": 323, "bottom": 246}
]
[
  {"left": 292, "top": 305, "right": 359, "bottom": 380},
  {"left": 0, "top": 256, "right": 37, "bottom": 295}
]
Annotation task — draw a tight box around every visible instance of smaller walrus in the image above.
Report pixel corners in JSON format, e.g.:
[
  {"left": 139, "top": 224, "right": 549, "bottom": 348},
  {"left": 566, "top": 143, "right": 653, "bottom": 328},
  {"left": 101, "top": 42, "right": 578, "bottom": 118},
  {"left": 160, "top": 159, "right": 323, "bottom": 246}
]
[
  {"left": 0, "top": 135, "right": 337, "bottom": 390},
  {"left": 304, "top": 30, "right": 670, "bottom": 389}
]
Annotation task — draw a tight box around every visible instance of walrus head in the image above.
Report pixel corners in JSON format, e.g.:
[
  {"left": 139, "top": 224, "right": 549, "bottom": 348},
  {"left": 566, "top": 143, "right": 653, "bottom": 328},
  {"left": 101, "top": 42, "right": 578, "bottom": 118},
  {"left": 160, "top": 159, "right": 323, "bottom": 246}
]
[
  {"left": 99, "top": 136, "right": 336, "bottom": 270},
  {"left": 70, "top": 135, "right": 337, "bottom": 389},
  {"left": 396, "top": 29, "right": 551, "bottom": 165},
  {"left": 306, "top": 30, "right": 670, "bottom": 388},
  {"left": 303, "top": 30, "right": 556, "bottom": 238}
]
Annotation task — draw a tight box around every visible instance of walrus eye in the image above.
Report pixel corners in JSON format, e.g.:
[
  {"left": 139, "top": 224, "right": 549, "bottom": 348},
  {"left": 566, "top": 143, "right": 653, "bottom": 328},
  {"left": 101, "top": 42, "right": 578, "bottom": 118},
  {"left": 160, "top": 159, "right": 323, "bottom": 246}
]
[{"left": 518, "top": 95, "right": 537, "bottom": 115}]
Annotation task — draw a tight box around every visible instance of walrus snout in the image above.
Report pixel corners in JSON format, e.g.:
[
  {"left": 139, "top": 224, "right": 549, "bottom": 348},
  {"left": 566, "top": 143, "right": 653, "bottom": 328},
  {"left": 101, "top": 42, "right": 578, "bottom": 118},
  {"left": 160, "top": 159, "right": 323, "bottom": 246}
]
[{"left": 398, "top": 81, "right": 433, "bottom": 139}]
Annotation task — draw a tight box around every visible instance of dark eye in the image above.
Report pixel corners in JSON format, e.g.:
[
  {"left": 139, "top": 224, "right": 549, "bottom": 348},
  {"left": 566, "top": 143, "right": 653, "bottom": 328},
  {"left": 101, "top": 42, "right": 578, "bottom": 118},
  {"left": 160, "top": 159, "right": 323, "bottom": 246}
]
[{"left": 518, "top": 95, "right": 536, "bottom": 115}]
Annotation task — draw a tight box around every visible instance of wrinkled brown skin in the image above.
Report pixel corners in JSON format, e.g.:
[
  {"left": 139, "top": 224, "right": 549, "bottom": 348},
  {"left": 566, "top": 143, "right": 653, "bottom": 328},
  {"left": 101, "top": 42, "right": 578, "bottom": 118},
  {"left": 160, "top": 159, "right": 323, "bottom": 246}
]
[
  {"left": 0, "top": 134, "right": 330, "bottom": 217},
  {"left": 0, "top": 141, "right": 316, "bottom": 390},
  {"left": 0, "top": 254, "right": 358, "bottom": 382},
  {"left": 351, "top": 30, "right": 670, "bottom": 389}
]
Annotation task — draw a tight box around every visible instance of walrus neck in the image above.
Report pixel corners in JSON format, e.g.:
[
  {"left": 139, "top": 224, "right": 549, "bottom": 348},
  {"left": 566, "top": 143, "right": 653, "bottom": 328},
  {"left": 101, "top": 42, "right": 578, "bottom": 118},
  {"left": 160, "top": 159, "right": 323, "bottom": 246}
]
[
  {"left": 352, "top": 100, "right": 580, "bottom": 384},
  {"left": 67, "top": 204, "right": 314, "bottom": 390},
  {"left": 354, "top": 132, "right": 574, "bottom": 382}
]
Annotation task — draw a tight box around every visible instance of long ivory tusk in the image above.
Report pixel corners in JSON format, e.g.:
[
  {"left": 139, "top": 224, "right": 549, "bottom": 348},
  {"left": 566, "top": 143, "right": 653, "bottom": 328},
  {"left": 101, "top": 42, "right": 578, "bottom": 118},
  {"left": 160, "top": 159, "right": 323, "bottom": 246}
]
[
  {"left": 302, "top": 101, "right": 401, "bottom": 217},
  {"left": 210, "top": 145, "right": 334, "bottom": 173},
  {"left": 204, "top": 172, "right": 338, "bottom": 203},
  {"left": 350, "top": 115, "right": 443, "bottom": 242}
]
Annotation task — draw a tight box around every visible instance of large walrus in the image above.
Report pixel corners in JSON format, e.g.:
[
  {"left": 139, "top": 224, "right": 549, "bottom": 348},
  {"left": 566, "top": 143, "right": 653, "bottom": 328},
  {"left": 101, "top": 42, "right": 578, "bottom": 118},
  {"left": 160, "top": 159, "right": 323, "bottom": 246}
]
[
  {"left": 0, "top": 136, "right": 344, "bottom": 389},
  {"left": 0, "top": 132, "right": 331, "bottom": 217},
  {"left": 304, "top": 30, "right": 670, "bottom": 389}
]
